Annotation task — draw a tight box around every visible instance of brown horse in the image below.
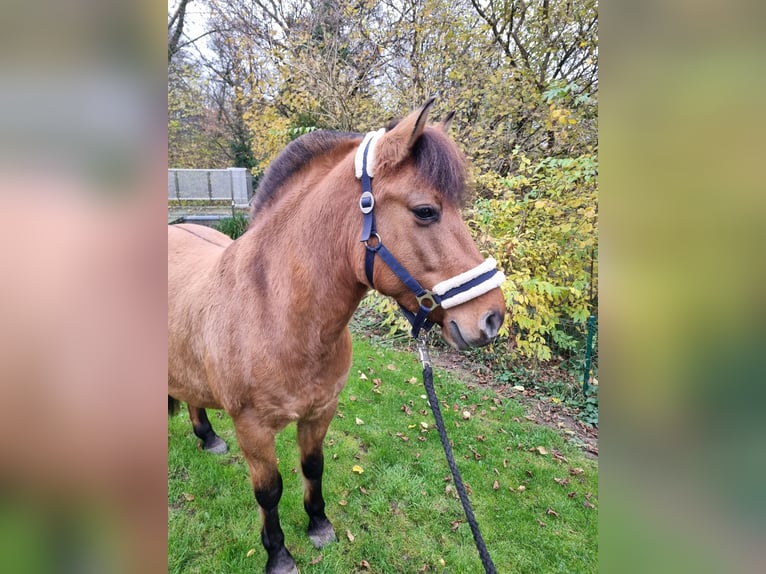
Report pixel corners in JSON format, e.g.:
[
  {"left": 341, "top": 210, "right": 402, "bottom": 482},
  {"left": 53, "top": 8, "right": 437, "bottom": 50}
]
[{"left": 168, "top": 100, "right": 507, "bottom": 574}]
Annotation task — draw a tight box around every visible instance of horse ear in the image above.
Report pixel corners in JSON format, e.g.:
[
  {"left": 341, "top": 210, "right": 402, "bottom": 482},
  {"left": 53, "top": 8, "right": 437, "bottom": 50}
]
[
  {"left": 375, "top": 98, "right": 435, "bottom": 169},
  {"left": 440, "top": 111, "right": 456, "bottom": 133}
]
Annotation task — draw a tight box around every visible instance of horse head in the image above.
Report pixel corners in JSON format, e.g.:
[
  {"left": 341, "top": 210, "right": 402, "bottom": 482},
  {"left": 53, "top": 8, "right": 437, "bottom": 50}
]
[{"left": 356, "top": 99, "right": 508, "bottom": 350}]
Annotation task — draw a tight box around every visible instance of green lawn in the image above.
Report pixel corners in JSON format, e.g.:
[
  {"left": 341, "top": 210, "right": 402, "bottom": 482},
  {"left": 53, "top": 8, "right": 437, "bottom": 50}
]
[{"left": 168, "top": 338, "right": 598, "bottom": 573}]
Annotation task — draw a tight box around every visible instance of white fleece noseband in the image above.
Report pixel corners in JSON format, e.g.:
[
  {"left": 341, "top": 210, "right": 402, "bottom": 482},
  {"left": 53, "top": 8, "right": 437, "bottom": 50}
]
[{"left": 433, "top": 258, "right": 506, "bottom": 309}]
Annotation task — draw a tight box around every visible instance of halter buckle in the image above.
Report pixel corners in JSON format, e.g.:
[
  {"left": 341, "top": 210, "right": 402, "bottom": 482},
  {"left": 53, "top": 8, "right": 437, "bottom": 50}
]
[{"left": 359, "top": 191, "right": 375, "bottom": 214}]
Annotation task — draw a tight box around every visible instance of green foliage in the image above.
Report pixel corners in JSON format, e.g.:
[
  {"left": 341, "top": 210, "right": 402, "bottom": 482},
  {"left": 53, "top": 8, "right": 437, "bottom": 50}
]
[
  {"left": 472, "top": 152, "right": 598, "bottom": 360},
  {"left": 214, "top": 214, "right": 249, "bottom": 240},
  {"left": 577, "top": 386, "right": 599, "bottom": 427}
]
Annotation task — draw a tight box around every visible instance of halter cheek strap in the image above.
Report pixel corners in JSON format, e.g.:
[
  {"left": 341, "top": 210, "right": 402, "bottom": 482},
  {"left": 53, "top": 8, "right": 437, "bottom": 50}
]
[{"left": 355, "top": 131, "right": 506, "bottom": 338}]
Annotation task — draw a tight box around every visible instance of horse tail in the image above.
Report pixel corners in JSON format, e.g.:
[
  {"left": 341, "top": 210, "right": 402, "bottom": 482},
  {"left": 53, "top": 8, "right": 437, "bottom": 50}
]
[{"left": 168, "top": 395, "right": 180, "bottom": 416}]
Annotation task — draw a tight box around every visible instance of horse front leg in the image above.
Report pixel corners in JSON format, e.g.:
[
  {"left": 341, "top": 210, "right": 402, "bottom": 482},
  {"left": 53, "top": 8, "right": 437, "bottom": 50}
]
[
  {"left": 234, "top": 413, "right": 297, "bottom": 574},
  {"left": 297, "top": 409, "right": 337, "bottom": 548},
  {"left": 187, "top": 404, "right": 228, "bottom": 454}
]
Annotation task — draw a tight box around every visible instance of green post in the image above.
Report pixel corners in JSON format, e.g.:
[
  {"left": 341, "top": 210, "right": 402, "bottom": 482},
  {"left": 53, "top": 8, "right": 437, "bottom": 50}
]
[{"left": 583, "top": 314, "right": 596, "bottom": 394}]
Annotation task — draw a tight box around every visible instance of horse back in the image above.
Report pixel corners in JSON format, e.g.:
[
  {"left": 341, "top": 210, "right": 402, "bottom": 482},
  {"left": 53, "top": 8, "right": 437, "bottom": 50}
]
[{"left": 168, "top": 224, "right": 233, "bottom": 409}]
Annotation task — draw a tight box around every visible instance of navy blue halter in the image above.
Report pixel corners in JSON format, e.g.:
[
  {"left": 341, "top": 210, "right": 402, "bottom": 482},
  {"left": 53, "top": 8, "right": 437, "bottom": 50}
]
[{"left": 358, "top": 135, "right": 439, "bottom": 338}]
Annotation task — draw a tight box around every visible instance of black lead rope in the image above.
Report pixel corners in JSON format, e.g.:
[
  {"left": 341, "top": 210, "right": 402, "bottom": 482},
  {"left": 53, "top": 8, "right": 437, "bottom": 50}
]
[{"left": 417, "top": 337, "right": 498, "bottom": 574}]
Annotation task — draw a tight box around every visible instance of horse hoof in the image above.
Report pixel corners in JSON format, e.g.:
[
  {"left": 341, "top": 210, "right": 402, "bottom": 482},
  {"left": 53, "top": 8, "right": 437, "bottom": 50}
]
[
  {"left": 265, "top": 549, "right": 299, "bottom": 574},
  {"left": 204, "top": 437, "right": 228, "bottom": 454},
  {"left": 308, "top": 521, "right": 337, "bottom": 549}
]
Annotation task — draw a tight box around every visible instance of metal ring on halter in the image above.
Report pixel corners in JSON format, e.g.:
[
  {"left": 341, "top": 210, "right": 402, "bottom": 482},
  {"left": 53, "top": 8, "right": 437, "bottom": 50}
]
[
  {"left": 363, "top": 232, "right": 382, "bottom": 250},
  {"left": 416, "top": 291, "right": 439, "bottom": 311}
]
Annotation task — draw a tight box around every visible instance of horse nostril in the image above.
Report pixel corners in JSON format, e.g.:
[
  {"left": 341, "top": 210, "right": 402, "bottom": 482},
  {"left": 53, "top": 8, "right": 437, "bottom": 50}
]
[{"left": 480, "top": 309, "right": 503, "bottom": 340}]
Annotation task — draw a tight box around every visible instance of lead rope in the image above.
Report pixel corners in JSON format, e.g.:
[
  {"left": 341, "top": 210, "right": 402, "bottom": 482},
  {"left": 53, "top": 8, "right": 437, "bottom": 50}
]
[{"left": 417, "top": 334, "right": 498, "bottom": 574}]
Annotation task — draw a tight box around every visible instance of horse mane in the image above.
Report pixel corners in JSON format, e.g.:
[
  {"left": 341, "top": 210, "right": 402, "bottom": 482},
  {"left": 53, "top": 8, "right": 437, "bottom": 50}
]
[
  {"left": 251, "top": 123, "right": 468, "bottom": 218},
  {"left": 251, "top": 130, "right": 359, "bottom": 216}
]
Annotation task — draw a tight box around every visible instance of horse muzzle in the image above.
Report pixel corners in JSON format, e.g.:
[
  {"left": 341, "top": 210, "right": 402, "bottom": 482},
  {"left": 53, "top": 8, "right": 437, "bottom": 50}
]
[{"left": 443, "top": 304, "right": 506, "bottom": 350}]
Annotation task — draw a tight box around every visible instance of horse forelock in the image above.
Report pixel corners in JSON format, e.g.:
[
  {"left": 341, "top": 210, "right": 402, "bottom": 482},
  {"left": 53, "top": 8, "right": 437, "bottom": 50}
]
[{"left": 410, "top": 128, "right": 468, "bottom": 207}]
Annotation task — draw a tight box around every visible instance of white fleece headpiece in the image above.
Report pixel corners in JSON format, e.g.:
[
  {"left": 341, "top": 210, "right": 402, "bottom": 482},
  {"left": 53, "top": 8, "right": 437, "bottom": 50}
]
[{"left": 354, "top": 129, "right": 386, "bottom": 179}]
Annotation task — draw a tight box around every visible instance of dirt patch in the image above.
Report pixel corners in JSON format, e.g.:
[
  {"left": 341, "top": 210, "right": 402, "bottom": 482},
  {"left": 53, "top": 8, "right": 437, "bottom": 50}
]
[{"left": 427, "top": 345, "right": 598, "bottom": 459}]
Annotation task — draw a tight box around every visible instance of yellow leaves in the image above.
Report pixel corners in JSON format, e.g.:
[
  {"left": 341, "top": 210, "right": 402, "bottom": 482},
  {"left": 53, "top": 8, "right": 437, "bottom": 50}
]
[
  {"left": 355, "top": 417, "right": 365, "bottom": 425},
  {"left": 246, "top": 549, "right": 256, "bottom": 557},
  {"left": 352, "top": 465, "right": 364, "bottom": 474}
]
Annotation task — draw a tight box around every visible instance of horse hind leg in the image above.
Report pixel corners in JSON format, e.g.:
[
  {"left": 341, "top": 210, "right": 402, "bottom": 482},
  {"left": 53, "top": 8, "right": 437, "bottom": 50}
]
[
  {"left": 298, "top": 413, "right": 337, "bottom": 549},
  {"left": 187, "top": 405, "right": 228, "bottom": 454},
  {"left": 234, "top": 413, "right": 297, "bottom": 574}
]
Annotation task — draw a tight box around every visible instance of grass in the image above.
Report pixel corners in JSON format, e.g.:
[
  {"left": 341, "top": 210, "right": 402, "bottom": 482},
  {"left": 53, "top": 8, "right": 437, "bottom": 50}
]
[{"left": 168, "top": 338, "right": 598, "bottom": 573}]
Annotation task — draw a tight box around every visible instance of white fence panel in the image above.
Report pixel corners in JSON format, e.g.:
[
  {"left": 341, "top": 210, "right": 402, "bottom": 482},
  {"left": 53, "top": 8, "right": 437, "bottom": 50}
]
[{"left": 168, "top": 168, "right": 251, "bottom": 206}]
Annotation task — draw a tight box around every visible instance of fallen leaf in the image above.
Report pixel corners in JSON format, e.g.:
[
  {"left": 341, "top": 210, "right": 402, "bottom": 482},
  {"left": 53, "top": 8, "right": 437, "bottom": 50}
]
[
  {"left": 346, "top": 529, "right": 355, "bottom": 542},
  {"left": 546, "top": 508, "right": 560, "bottom": 518},
  {"left": 569, "top": 467, "right": 585, "bottom": 476},
  {"left": 438, "top": 558, "right": 446, "bottom": 567},
  {"left": 552, "top": 449, "right": 568, "bottom": 463},
  {"left": 554, "top": 477, "right": 570, "bottom": 487},
  {"left": 182, "top": 492, "right": 195, "bottom": 501},
  {"left": 462, "top": 410, "right": 471, "bottom": 420},
  {"left": 386, "top": 364, "right": 397, "bottom": 371},
  {"left": 352, "top": 465, "right": 364, "bottom": 474},
  {"left": 359, "top": 560, "right": 370, "bottom": 569},
  {"left": 517, "top": 485, "right": 526, "bottom": 492},
  {"left": 349, "top": 395, "right": 357, "bottom": 401},
  {"left": 359, "top": 487, "right": 368, "bottom": 494},
  {"left": 450, "top": 520, "right": 462, "bottom": 531},
  {"left": 420, "top": 421, "right": 429, "bottom": 430},
  {"left": 339, "top": 499, "right": 348, "bottom": 506},
  {"left": 359, "top": 372, "right": 368, "bottom": 380},
  {"left": 537, "top": 519, "right": 546, "bottom": 528},
  {"left": 512, "top": 385, "right": 525, "bottom": 391},
  {"left": 246, "top": 549, "right": 256, "bottom": 557},
  {"left": 401, "top": 404, "right": 412, "bottom": 416},
  {"left": 583, "top": 499, "right": 595, "bottom": 509},
  {"left": 355, "top": 417, "right": 364, "bottom": 425},
  {"left": 568, "top": 491, "right": 577, "bottom": 498},
  {"left": 535, "top": 446, "right": 549, "bottom": 455},
  {"left": 493, "top": 480, "right": 500, "bottom": 490},
  {"left": 408, "top": 377, "right": 418, "bottom": 384},
  {"left": 311, "top": 555, "right": 324, "bottom": 565}
]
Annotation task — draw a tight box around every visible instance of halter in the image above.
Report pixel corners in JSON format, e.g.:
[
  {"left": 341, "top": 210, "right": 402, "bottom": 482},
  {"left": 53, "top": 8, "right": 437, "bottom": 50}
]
[{"left": 355, "top": 130, "right": 506, "bottom": 338}]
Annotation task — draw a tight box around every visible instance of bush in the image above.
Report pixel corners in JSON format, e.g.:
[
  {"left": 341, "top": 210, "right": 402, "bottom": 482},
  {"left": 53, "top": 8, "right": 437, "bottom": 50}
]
[
  {"left": 214, "top": 213, "right": 249, "bottom": 239},
  {"left": 472, "top": 152, "right": 598, "bottom": 360}
]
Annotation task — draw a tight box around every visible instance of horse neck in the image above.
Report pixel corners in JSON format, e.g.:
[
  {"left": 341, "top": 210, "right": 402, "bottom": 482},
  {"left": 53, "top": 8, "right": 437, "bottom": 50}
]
[{"left": 229, "top": 153, "right": 367, "bottom": 347}]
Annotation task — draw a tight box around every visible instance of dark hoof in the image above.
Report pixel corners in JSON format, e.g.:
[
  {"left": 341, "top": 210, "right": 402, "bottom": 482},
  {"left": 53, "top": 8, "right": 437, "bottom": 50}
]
[
  {"left": 265, "top": 548, "right": 298, "bottom": 574},
  {"left": 203, "top": 436, "right": 228, "bottom": 454},
  {"left": 308, "top": 519, "right": 337, "bottom": 549}
]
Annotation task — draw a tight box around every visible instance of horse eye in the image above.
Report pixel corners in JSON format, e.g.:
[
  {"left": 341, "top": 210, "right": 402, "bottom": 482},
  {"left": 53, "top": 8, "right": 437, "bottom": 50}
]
[{"left": 412, "top": 205, "right": 440, "bottom": 222}]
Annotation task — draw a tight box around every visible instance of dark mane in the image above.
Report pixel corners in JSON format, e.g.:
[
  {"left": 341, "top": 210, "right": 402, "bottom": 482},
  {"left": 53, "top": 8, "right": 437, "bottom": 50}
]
[
  {"left": 251, "top": 130, "right": 359, "bottom": 215},
  {"left": 250, "top": 123, "right": 467, "bottom": 217}
]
